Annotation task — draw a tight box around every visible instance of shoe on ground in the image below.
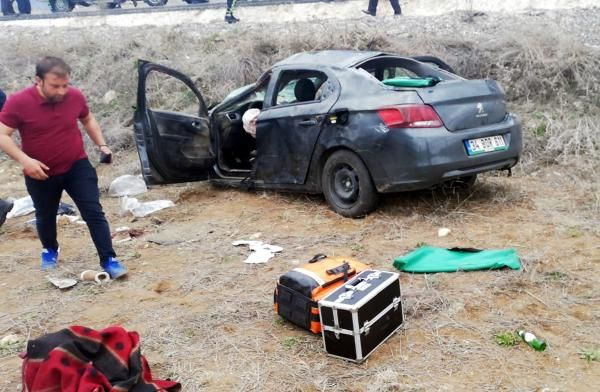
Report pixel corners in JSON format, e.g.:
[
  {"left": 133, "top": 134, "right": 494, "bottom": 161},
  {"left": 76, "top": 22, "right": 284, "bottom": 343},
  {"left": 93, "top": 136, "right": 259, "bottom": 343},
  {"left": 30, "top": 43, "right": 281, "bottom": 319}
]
[
  {"left": 41, "top": 248, "right": 59, "bottom": 270},
  {"left": 0, "top": 200, "right": 13, "bottom": 227},
  {"left": 225, "top": 14, "right": 239, "bottom": 23},
  {"left": 362, "top": 10, "right": 376, "bottom": 16},
  {"left": 101, "top": 257, "right": 128, "bottom": 279}
]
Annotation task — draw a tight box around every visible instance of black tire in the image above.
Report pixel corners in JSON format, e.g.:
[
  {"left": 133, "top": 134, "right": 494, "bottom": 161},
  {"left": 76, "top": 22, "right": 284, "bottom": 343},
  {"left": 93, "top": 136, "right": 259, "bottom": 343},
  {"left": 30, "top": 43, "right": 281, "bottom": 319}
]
[
  {"left": 321, "top": 150, "right": 379, "bottom": 218},
  {"left": 144, "top": 0, "right": 167, "bottom": 6},
  {"left": 49, "top": 0, "right": 74, "bottom": 12}
]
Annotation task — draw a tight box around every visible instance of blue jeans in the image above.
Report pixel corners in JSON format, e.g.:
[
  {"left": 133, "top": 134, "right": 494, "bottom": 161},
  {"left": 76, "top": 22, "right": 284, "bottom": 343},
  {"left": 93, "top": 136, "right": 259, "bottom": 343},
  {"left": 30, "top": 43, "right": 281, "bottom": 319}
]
[
  {"left": 1, "top": 0, "right": 31, "bottom": 15},
  {"left": 25, "top": 158, "right": 116, "bottom": 264},
  {"left": 367, "top": 0, "right": 401, "bottom": 14}
]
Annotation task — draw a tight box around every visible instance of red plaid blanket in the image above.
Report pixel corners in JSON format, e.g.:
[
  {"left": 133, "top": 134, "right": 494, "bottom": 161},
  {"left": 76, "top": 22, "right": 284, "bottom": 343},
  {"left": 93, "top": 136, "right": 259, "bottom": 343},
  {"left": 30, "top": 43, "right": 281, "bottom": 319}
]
[{"left": 21, "top": 326, "right": 181, "bottom": 392}]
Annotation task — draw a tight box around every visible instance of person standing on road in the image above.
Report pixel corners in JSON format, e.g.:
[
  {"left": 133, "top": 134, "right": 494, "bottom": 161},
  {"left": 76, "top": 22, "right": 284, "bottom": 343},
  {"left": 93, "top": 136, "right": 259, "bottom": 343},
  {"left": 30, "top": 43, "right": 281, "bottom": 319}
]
[
  {"left": 0, "top": 56, "right": 127, "bottom": 279},
  {"left": 1, "top": 0, "right": 31, "bottom": 16},
  {"left": 224, "top": 0, "right": 239, "bottom": 23},
  {"left": 362, "top": 0, "right": 401, "bottom": 16}
]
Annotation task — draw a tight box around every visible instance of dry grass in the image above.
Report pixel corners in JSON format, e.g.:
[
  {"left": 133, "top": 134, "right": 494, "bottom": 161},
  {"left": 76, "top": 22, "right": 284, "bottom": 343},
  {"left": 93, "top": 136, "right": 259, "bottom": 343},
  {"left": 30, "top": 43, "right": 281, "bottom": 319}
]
[
  {"left": 1, "top": 12, "right": 599, "bottom": 177},
  {"left": 0, "top": 9, "right": 599, "bottom": 391}
]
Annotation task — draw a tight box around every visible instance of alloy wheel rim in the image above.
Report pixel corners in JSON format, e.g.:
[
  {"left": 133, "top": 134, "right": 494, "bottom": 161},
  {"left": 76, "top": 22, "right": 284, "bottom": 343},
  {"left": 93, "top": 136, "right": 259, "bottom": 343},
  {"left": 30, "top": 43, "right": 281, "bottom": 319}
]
[{"left": 332, "top": 165, "right": 359, "bottom": 206}]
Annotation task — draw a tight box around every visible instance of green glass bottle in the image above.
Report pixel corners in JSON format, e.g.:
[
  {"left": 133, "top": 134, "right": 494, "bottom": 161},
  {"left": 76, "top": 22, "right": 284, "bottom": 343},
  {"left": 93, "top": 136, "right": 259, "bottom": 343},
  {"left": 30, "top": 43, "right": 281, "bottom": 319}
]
[{"left": 518, "top": 330, "right": 547, "bottom": 351}]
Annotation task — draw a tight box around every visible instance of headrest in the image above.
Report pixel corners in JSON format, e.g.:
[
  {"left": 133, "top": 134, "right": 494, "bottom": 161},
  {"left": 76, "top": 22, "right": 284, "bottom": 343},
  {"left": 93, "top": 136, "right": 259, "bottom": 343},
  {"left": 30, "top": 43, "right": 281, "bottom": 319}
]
[{"left": 294, "top": 78, "right": 316, "bottom": 102}]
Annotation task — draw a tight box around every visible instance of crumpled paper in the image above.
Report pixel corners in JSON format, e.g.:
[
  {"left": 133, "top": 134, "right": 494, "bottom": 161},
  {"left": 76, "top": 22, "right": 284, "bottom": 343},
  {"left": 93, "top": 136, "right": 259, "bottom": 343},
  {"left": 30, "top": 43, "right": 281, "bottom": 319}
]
[{"left": 233, "top": 240, "right": 283, "bottom": 264}]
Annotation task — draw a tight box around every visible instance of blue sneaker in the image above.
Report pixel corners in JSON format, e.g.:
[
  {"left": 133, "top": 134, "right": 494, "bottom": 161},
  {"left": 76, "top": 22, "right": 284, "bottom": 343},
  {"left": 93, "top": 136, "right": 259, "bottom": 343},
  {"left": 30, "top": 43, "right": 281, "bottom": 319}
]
[
  {"left": 41, "top": 248, "right": 59, "bottom": 270},
  {"left": 101, "top": 257, "right": 128, "bottom": 279}
]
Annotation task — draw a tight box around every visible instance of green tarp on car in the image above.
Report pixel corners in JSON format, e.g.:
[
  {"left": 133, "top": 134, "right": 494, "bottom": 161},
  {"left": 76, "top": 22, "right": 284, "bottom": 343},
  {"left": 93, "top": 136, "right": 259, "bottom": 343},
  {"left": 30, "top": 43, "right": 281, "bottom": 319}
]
[
  {"left": 393, "top": 246, "right": 521, "bottom": 273},
  {"left": 382, "top": 77, "right": 438, "bottom": 88}
]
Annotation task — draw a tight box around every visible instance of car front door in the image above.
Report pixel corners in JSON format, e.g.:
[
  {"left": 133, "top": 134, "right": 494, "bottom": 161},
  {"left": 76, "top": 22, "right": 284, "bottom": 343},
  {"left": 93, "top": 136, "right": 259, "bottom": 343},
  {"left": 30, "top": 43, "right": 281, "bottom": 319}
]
[
  {"left": 255, "top": 67, "right": 339, "bottom": 185},
  {"left": 133, "top": 60, "right": 215, "bottom": 185}
]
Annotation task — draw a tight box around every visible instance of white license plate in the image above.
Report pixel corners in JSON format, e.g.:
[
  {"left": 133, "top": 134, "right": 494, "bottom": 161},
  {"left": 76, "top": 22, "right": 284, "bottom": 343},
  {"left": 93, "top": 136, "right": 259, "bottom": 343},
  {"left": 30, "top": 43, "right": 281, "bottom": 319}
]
[{"left": 465, "top": 135, "right": 507, "bottom": 155}]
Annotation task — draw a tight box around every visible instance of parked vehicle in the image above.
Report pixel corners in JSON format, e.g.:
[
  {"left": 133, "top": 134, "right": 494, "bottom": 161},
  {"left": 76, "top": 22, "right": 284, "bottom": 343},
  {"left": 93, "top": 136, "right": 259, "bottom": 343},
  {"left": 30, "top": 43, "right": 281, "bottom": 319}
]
[
  {"left": 48, "top": 0, "right": 206, "bottom": 13},
  {"left": 133, "top": 50, "right": 522, "bottom": 217}
]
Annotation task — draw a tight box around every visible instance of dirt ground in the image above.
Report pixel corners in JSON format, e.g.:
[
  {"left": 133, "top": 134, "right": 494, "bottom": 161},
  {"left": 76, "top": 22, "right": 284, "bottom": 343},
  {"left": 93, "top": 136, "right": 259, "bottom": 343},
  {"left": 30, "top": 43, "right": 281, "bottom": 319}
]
[{"left": 0, "top": 148, "right": 598, "bottom": 390}]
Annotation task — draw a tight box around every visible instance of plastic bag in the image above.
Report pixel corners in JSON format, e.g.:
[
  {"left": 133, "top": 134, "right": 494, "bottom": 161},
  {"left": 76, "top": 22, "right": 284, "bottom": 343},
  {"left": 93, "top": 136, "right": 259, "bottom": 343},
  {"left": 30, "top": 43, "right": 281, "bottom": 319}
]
[
  {"left": 120, "top": 196, "right": 174, "bottom": 218},
  {"left": 108, "top": 175, "right": 148, "bottom": 197},
  {"left": 6, "top": 196, "right": 35, "bottom": 219}
]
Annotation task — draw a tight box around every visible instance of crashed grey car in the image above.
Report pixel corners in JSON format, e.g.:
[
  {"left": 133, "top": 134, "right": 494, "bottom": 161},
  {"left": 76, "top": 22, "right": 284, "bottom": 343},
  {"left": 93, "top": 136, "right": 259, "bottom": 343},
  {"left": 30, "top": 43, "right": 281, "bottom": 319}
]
[{"left": 133, "top": 50, "right": 522, "bottom": 217}]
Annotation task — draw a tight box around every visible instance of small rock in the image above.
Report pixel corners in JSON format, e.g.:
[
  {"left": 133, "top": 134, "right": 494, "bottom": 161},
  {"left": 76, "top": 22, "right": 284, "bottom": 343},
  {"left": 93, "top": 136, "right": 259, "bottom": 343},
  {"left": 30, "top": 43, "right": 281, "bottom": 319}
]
[
  {"left": 438, "top": 227, "right": 451, "bottom": 237},
  {"left": 102, "top": 90, "right": 117, "bottom": 104}
]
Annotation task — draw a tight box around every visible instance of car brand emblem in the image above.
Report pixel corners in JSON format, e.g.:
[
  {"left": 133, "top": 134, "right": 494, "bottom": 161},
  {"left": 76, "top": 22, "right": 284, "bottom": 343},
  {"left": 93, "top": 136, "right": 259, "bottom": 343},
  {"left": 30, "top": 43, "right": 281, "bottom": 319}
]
[{"left": 476, "top": 102, "right": 488, "bottom": 118}]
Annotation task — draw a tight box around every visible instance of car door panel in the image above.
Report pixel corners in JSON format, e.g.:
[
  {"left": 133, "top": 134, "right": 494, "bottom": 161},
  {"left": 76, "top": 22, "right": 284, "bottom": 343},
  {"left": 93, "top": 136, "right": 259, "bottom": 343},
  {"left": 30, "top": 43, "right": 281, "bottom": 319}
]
[
  {"left": 133, "top": 60, "right": 215, "bottom": 185},
  {"left": 256, "top": 68, "right": 340, "bottom": 185}
]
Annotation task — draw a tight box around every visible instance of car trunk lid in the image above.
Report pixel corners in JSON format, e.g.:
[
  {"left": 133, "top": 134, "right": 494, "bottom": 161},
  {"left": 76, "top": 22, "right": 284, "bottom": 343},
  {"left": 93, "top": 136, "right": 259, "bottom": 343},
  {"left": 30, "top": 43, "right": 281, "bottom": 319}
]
[{"left": 415, "top": 79, "right": 507, "bottom": 131}]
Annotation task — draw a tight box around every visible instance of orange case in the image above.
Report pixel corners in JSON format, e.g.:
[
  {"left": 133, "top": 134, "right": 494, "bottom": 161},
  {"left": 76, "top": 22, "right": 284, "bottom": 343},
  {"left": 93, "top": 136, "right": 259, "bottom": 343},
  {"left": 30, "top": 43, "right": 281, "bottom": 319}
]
[{"left": 274, "top": 255, "right": 369, "bottom": 334}]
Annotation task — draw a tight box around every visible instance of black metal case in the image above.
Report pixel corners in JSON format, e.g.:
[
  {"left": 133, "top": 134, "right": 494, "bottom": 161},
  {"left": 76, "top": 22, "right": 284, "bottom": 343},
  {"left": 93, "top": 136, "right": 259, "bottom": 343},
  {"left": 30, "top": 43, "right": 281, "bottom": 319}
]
[{"left": 318, "top": 270, "right": 403, "bottom": 362}]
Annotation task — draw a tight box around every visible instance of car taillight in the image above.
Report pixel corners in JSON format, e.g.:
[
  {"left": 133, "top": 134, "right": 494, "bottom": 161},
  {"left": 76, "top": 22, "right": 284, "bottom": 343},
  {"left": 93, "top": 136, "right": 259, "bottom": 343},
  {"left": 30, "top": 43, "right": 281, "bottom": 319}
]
[{"left": 377, "top": 105, "right": 443, "bottom": 128}]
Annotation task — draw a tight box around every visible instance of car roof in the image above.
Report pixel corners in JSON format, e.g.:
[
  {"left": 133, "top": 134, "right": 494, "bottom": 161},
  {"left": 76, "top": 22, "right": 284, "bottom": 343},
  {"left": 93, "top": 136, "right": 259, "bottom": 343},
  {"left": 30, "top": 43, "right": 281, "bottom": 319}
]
[{"left": 273, "top": 50, "right": 387, "bottom": 68}]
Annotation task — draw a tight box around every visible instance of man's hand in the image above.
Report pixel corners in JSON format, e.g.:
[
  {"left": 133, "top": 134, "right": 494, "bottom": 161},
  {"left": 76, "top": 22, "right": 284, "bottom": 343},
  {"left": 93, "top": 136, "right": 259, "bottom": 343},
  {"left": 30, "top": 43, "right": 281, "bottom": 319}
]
[
  {"left": 22, "top": 157, "right": 49, "bottom": 180},
  {"left": 99, "top": 145, "right": 112, "bottom": 156},
  {"left": 99, "top": 145, "right": 113, "bottom": 164}
]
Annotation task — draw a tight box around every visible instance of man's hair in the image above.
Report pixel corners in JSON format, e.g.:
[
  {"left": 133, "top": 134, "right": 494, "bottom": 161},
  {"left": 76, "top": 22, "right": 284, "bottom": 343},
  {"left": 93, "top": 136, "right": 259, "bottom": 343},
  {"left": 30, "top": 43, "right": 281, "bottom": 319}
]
[{"left": 35, "top": 56, "right": 71, "bottom": 79}]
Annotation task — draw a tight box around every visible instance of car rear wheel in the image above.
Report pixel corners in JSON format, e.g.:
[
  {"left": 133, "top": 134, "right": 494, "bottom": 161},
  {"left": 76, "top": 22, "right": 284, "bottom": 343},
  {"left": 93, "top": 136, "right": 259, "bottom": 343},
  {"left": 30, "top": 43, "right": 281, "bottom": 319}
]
[
  {"left": 49, "top": 0, "right": 74, "bottom": 12},
  {"left": 322, "top": 150, "right": 379, "bottom": 218}
]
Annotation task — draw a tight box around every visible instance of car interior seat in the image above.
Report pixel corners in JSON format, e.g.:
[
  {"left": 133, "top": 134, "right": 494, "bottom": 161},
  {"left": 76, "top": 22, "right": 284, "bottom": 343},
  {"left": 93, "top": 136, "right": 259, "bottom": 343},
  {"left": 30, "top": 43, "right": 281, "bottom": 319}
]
[{"left": 294, "top": 78, "right": 316, "bottom": 102}]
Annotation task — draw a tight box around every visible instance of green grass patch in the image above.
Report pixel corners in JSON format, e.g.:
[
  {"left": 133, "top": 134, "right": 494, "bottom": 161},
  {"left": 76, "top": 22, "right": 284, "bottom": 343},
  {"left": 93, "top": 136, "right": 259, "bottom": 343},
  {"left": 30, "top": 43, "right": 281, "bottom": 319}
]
[
  {"left": 494, "top": 331, "right": 520, "bottom": 347},
  {"left": 579, "top": 349, "right": 600, "bottom": 362}
]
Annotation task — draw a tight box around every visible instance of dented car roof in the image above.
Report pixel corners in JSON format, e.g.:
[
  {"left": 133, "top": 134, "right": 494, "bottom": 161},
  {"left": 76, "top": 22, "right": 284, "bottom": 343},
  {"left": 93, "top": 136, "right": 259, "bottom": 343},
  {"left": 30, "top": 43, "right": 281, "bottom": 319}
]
[{"left": 273, "top": 50, "right": 387, "bottom": 68}]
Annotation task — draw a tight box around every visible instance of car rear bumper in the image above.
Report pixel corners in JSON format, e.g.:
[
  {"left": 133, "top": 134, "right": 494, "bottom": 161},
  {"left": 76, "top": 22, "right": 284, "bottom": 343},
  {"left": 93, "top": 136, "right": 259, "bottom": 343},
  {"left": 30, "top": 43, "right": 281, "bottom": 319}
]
[{"left": 359, "top": 113, "right": 522, "bottom": 193}]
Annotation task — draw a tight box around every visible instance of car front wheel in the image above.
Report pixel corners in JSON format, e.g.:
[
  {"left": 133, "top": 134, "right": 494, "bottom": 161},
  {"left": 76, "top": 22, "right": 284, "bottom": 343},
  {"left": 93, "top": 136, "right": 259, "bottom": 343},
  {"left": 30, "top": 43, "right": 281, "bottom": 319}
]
[{"left": 321, "top": 150, "right": 379, "bottom": 218}]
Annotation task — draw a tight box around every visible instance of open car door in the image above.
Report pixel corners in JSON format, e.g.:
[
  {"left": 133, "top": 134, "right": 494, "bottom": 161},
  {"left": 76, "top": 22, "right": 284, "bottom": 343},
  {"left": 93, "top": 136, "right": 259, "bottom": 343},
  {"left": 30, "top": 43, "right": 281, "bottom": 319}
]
[{"left": 133, "top": 60, "right": 215, "bottom": 185}]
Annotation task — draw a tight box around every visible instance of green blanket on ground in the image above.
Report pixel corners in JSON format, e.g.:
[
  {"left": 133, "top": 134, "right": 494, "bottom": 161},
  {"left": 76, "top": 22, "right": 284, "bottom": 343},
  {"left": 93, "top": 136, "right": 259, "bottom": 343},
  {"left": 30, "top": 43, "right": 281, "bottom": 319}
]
[{"left": 393, "top": 246, "right": 521, "bottom": 273}]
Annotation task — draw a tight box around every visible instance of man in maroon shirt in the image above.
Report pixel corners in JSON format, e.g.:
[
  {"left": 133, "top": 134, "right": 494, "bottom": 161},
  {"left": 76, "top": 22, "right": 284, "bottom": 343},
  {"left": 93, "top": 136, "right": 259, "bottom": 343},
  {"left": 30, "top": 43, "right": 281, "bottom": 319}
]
[{"left": 0, "top": 56, "right": 127, "bottom": 279}]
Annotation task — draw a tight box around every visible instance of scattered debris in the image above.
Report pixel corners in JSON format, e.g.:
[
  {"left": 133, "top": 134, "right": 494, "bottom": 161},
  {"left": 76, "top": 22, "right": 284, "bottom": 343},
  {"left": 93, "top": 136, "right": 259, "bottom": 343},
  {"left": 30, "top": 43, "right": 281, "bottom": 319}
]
[
  {"left": 109, "top": 175, "right": 148, "bottom": 197},
  {"left": 518, "top": 330, "right": 547, "bottom": 351},
  {"left": 56, "top": 202, "right": 77, "bottom": 216},
  {"left": 6, "top": 196, "right": 35, "bottom": 219},
  {"left": 46, "top": 276, "right": 78, "bottom": 289},
  {"left": 112, "top": 227, "right": 145, "bottom": 243},
  {"left": 233, "top": 240, "right": 283, "bottom": 263},
  {"left": 438, "top": 227, "right": 451, "bottom": 237},
  {"left": 120, "top": 196, "right": 175, "bottom": 217},
  {"left": 26, "top": 214, "right": 83, "bottom": 228},
  {"left": 80, "top": 270, "right": 111, "bottom": 284}
]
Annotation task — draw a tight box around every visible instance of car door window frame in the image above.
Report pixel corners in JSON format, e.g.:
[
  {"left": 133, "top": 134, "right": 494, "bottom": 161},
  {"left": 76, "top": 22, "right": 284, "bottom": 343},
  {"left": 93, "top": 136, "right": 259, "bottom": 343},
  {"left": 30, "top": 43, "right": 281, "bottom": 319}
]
[{"left": 266, "top": 68, "right": 331, "bottom": 109}]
